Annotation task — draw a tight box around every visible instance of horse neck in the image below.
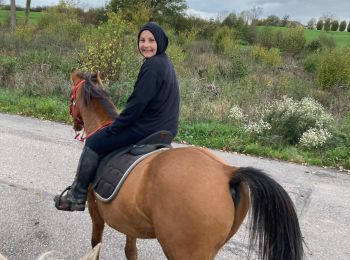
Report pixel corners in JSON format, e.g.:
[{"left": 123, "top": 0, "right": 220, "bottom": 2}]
[{"left": 81, "top": 99, "right": 114, "bottom": 135}]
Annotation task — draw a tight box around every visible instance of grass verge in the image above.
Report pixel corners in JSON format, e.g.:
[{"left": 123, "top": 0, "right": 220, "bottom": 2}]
[
  {"left": 0, "top": 88, "right": 70, "bottom": 123},
  {"left": 1, "top": 88, "right": 349, "bottom": 170},
  {"left": 176, "top": 120, "right": 350, "bottom": 170}
]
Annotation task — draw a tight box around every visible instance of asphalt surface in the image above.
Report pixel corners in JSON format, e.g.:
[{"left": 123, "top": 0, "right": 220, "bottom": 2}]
[{"left": 0, "top": 113, "right": 350, "bottom": 260}]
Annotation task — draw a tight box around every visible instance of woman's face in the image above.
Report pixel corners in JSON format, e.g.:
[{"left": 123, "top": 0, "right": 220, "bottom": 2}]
[{"left": 139, "top": 30, "right": 157, "bottom": 58}]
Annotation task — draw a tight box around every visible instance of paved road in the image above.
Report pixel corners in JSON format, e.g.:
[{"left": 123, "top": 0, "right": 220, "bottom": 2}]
[{"left": 0, "top": 113, "right": 350, "bottom": 260}]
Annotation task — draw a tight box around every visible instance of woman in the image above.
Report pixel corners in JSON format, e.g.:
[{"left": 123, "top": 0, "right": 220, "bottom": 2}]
[{"left": 55, "top": 22, "right": 180, "bottom": 211}]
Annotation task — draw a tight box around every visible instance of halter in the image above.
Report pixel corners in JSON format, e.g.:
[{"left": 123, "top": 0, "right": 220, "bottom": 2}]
[{"left": 69, "top": 79, "right": 112, "bottom": 142}]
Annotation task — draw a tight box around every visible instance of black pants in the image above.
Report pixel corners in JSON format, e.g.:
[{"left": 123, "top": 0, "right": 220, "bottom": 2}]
[{"left": 85, "top": 127, "right": 145, "bottom": 155}]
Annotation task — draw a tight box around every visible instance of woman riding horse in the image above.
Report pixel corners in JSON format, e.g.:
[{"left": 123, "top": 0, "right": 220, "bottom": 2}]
[
  {"left": 53, "top": 22, "right": 304, "bottom": 260},
  {"left": 54, "top": 22, "right": 180, "bottom": 211}
]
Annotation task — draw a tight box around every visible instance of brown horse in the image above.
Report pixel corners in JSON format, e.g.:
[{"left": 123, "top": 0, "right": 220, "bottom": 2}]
[{"left": 69, "top": 72, "right": 304, "bottom": 260}]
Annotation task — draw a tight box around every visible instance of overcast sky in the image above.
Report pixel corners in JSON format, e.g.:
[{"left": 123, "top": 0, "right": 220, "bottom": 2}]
[{"left": 5, "top": 0, "right": 350, "bottom": 24}]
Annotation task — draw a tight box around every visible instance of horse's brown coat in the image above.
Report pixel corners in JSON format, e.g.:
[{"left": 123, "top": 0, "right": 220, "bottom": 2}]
[{"left": 70, "top": 72, "right": 303, "bottom": 260}]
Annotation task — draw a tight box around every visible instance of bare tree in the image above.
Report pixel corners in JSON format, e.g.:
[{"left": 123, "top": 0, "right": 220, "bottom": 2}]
[
  {"left": 10, "top": 0, "right": 16, "bottom": 31},
  {"left": 25, "top": 0, "right": 31, "bottom": 26},
  {"left": 249, "top": 6, "right": 262, "bottom": 25},
  {"left": 307, "top": 18, "right": 317, "bottom": 29},
  {"left": 217, "top": 10, "right": 229, "bottom": 22},
  {"left": 320, "top": 12, "right": 336, "bottom": 22}
]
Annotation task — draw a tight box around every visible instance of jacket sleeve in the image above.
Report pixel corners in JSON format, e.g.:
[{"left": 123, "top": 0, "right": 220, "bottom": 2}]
[{"left": 108, "top": 68, "right": 159, "bottom": 134}]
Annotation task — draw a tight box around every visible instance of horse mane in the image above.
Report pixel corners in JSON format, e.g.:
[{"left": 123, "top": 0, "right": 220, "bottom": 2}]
[{"left": 80, "top": 73, "right": 118, "bottom": 120}]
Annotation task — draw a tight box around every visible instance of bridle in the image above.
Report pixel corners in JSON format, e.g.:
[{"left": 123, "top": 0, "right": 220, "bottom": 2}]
[
  {"left": 69, "top": 79, "right": 112, "bottom": 142},
  {"left": 70, "top": 79, "right": 85, "bottom": 128}
]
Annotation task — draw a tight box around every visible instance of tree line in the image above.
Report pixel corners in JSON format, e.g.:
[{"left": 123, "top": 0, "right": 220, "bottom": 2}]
[{"left": 2, "top": 0, "right": 350, "bottom": 34}]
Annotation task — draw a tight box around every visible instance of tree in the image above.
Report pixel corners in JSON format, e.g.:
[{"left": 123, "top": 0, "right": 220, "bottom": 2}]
[
  {"left": 316, "top": 20, "right": 323, "bottom": 30},
  {"left": 324, "top": 18, "right": 331, "bottom": 31},
  {"left": 347, "top": 22, "right": 350, "bottom": 32},
  {"left": 10, "top": 0, "right": 16, "bottom": 31},
  {"left": 249, "top": 6, "right": 262, "bottom": 25},
  {"left": 307, "top": 18, "right": 317, "bottom": 29},
  {"left": 25, "top": 0, "right": 31, "bottom": 26},
  {"left": 281, "top": 15, "right": 289, "bottom": 27},
  {"left": 108, "top": 0, "right": 187, "bottom": 23},
  {"left": 265, "top": 15, "right": 280, "bottom": 26},
  {"left": 222, "top": 12, "right": 237, "bottom": 27},
  {"left": 331, "top": 20, "right": 339, "bottom": 31},
  {"left": 339, "top": 20, "right": 347, "bottom": 32}
]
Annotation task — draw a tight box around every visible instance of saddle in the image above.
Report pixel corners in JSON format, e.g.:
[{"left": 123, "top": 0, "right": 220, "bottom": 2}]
[{"left": 92, "top": 130, "right": 173, "bottom": 202}]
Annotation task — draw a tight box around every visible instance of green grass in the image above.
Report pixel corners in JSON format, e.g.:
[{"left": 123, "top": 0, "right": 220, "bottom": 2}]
[
  {"left": 304, "top": 29, "right": 350, "bottom": 48},
  {"left": 1, "top": 88, "right": 349, "bottom": 170},
  {"left": 258, "top": 26, "right": 350, "bottom": 48},
  {"left": 0, "top": 10, "right": 43, "bottom": 26},
  {"left": 0, "top": 88, "right": 70, "bottom": 123},
  {"left": 176, "top": 120, "right": 350, "bottom": 170}
]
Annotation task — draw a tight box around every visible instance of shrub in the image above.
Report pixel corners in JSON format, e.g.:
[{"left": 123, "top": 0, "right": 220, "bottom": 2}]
[
  {"left": 306, "top": 39, "right": 322, "bottom": 52},
  {"left": 256, "top": 26, "right": 306, "bottom": 54},
  {"left": 78, "top": 12, "right": 139, "bottom": 85},
  {"left": 256, "top": 27, "right": 275, "bottom": 49},
  {"left": 228, "top": 105, "right": 246, "bottom": 123},
  {"left": 250, "top": 45, "right": 281, "bottom": 67},
  {"left": 318, "top": 34, "right": 336, "bottom": 50},
  {"left": 213, "top": 26, "right": 236, "bottom": 54},
  {"left": 299, "top": 128, "right": 332, "bottom": 149},
  {"left": 228, "top": 53, "right": 249, "bottom": 80},
  {"left": 280, "top": 26, "right": 306, "bottom": 53},
  {"left": 316, "top": 49, "right": 350, "bottom": 89},
  {"left": 0, "top": 55, "right": 19, "bottom": 87},
  {"left": 303, "top": 53, "right": 321, "bottom": 72},
  {"left": 240, "top": 96, "right": 335, "bottom": 146}
]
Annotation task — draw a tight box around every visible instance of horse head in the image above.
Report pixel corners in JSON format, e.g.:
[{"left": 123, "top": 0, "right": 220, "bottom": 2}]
[{"left": 69, "top": 70, "right": 118, "bottom": 135}]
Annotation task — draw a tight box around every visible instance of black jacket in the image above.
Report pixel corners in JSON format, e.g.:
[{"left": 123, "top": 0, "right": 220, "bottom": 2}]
[{"left": 108, "top": 22, "right": 180, "bottom": 137}]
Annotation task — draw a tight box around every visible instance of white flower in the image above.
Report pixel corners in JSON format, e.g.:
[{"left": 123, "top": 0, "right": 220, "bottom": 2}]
[
  {"left": 244, "top": 120, "right": 271, "bottom": 135},
  {"left": 229, "top": 105, "right": 246, "bottom": 122},
  {"left": 299, "top": 128, "right": 332, "bottom": 149}
]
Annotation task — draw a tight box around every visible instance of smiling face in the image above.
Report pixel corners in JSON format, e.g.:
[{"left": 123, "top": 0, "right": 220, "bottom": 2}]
[{"left": 139, "top": 30, "right": 157, "bottom": 59}]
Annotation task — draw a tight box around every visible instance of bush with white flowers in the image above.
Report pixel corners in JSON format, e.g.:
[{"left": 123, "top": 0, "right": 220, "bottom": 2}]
[
  {"left": 229, "top": 96, "right": 334, "bottom": 148},
  {"left": 299, "top": 128, "right": 332, "bottom": 149}
]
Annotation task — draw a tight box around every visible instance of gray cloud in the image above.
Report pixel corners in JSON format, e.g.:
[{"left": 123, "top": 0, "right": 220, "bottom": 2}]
[
  {"left": 5, "top": 0, "right": 350, "bottom": 24},
  {"left": 187, "top": 0, "right": 350, "bottom": 23}
]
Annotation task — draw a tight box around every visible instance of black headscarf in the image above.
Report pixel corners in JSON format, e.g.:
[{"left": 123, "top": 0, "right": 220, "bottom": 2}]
[{"left": 138, "top": 22, "right": 169, "bottom": 55}]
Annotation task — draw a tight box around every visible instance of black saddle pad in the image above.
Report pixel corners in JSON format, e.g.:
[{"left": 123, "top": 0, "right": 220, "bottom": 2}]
[
  {"left": 92, "top": 150, "right": 142, "bottom": 202},
  {"left": 92, "top": 148, "right": 167, "bottom": 202}
]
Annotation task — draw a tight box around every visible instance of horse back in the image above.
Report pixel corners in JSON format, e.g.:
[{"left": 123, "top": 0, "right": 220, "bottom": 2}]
[{"left": 96, "top": 147, "right": 238, "bottom": 241}]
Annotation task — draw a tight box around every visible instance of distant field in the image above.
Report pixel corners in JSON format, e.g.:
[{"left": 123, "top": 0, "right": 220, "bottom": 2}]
[
  {"left": 0, "top": 10, "right": 43, "bottom": 25},
  {"left": 258, "top": 26, "right": 350, "bottom": 48}
]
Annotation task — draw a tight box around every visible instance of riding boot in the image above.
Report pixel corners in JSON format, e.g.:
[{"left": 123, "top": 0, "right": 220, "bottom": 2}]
[{"left": 54, "top": 146, "right": 99, "bottom": 211}]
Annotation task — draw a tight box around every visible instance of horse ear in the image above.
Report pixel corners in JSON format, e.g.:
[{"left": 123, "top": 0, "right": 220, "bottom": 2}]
[
  {"left": 79, "top": 243, "right": 102, "bottom": 260},
  {"left": 0, "top": 252, "right": 8, "bottom": 260},
  {"left": 71, "top": 70, "right": 83, "bottom": 85},
  {"left": 91, "top": 71, "right": 104, "bottom": 87}
]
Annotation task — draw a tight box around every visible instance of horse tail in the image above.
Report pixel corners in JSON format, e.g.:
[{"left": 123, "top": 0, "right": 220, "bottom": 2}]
[{"left": 230, "top": 167, "right": 304, "bottom": 260}]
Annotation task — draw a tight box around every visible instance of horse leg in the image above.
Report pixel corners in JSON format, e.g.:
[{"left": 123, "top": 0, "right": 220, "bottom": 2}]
[
  {"left": 125, "top": 236, "right": 137, "bottom": 260},
  {"left": 87, "top": 188, "right": 105, "bottom": 248}
]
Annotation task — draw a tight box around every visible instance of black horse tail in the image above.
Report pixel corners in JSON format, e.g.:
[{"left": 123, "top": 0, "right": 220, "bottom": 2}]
[{"left": 230, "top": 167, "right": 304, "bottom": 260}]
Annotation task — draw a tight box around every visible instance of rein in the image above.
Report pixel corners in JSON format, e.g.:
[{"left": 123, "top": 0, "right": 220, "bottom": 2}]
[
  {"left": 70, "top": 79, "right": 112, "bottom": 143},
  {"left": 75, "top": 121, "right": 112, "bottom": 142}
]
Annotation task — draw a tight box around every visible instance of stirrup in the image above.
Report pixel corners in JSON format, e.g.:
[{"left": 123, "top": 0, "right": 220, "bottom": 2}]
[{"left": 54, "top": 186, "right": 85, "bottom": 211}]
